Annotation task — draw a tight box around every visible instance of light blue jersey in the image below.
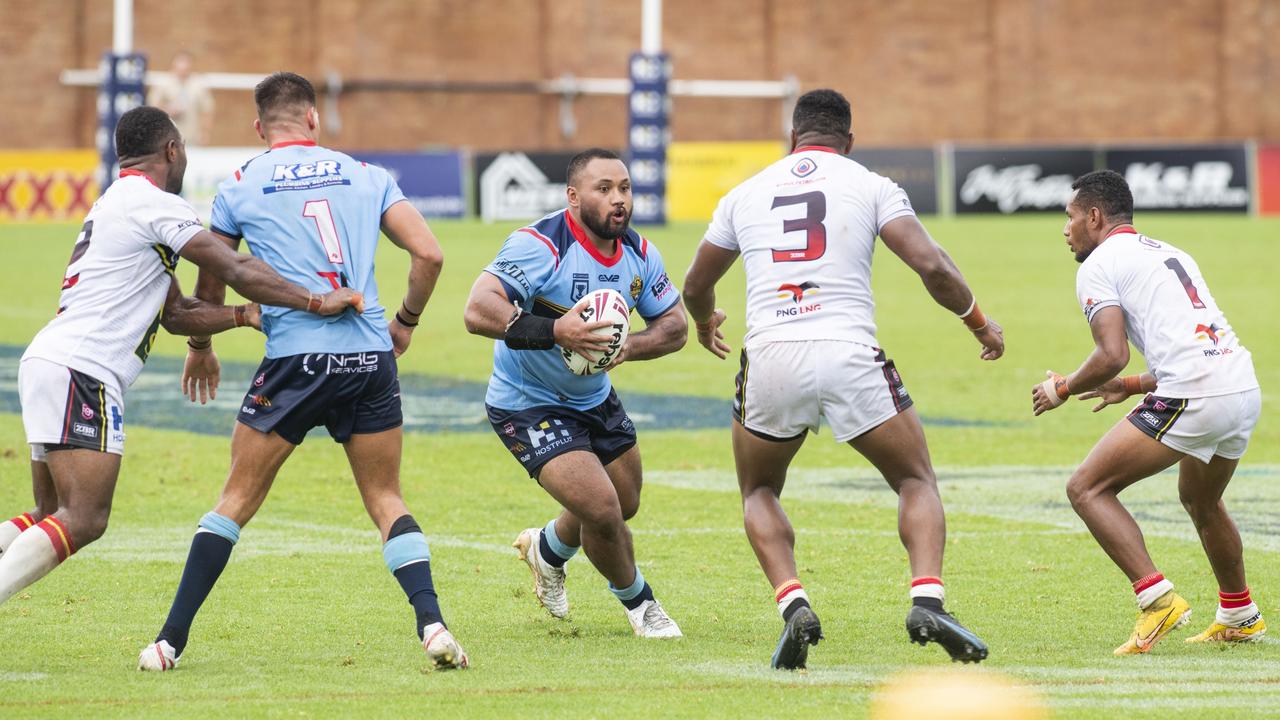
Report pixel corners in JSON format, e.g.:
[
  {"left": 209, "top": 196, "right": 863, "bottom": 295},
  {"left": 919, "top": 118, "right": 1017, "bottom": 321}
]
[
  {"left": 210, "top": 140, "right": 405, "bottom": 358},
  {"left": 483, "top": 209, "right": 679, "bottom": 411}
]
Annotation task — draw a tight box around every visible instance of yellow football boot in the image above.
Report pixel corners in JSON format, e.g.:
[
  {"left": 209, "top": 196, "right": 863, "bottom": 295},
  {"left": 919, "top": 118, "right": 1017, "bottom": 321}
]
[
  {"left": 1186, "top": 614, "right": 1266, "bottom": 644},
  {"left": 1114, "top": 590, "right": 1191, "bottom": 655}
]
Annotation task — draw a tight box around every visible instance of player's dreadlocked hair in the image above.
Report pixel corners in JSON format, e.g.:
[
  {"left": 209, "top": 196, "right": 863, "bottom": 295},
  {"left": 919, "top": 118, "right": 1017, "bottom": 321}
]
[
  {"left": 254, "top": 71, "right": 317, "bottom": 123},
  {"left": 566, "top": 148, "right": 621, "bottom": 187},
  {"left": 114, "top": 106, "right": 178, "bottom": 160},
  {"left": 1071, "top": 170, "right": 1134, "bottom": 222},
  {"left": 792, "top": 89, "right": 851, "bottom": 141}
]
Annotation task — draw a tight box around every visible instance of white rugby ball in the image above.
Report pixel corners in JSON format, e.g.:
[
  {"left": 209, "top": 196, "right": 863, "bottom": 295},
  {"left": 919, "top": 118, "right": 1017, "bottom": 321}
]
[{"left": 560, "top": 288, "right": 630, "bottom": 376}]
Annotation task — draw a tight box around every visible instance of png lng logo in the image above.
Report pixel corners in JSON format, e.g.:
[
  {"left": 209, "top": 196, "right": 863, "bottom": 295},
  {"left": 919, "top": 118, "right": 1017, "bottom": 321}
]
[{"left": 777, "top": 281, "right": 820, "bottom": 303}]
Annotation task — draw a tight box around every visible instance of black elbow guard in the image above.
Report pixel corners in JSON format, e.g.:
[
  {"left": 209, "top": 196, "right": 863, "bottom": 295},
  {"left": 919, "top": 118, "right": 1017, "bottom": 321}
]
[{"left": 504, "top": 312, "right": 556, "bottom": 350}]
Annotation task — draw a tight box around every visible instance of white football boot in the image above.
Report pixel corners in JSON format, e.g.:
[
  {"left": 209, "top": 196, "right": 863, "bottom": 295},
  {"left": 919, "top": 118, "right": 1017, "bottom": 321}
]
[
  {"left": 137, "top": 640, "right": 179, "bottom": 671},
  {"left": 422, "top": 623, "right": 469, "bottom": 670},
  {"left": 626, "top": 599, "right": 683, "bottom": 638},
  {"left": 513, "top": 527, "right": 568, "bottom": 618}
]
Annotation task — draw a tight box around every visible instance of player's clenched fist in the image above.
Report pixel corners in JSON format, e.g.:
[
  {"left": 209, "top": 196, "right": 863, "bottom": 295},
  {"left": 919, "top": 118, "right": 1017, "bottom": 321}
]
[
  {"left": 972, "top": 318, "right": 1004, "bottom": 361},
  {"left": 312, "top": 288, "right": 365, "bottom": 315},
  {"left": 694, "top": 308, "right": 731, "bottom": 359},
  {"left": 1031, "top": 370, "right": 1070, "bottom": 416}
]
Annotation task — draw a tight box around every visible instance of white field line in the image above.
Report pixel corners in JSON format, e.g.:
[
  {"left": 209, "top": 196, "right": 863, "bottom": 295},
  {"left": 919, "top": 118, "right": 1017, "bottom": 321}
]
[
  {"left": 647, "top": 465, "right": 1280, "bottom": 552},
  {"left": 0, "top": 672, "right": 49, "bottom": 682},
  {"left": 686, "top": 659, "right": 1280, "bottom": 708}
]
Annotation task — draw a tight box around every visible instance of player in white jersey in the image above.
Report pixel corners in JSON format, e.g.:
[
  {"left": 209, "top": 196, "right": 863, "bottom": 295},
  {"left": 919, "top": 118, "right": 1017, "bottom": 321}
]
[
  {"left": 683, "top": 90, "right": 1004, "bottom": 669},
  {"left": 1032, "top": 170, "right": 1264, "bottom": 654},
  {"left": 0, "top": 106, "right": 361, "bottom": 612}
]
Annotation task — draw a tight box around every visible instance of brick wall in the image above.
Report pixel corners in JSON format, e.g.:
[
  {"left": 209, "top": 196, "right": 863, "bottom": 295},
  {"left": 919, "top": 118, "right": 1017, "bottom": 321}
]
[{"left": 3, "top": 0, "right": 1279, "bottom": 151}]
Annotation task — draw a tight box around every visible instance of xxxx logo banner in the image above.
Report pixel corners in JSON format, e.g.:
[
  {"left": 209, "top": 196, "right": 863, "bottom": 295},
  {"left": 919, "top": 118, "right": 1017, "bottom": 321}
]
[{"left": 0, "top": 150, "right": 99, "bottom": 223}]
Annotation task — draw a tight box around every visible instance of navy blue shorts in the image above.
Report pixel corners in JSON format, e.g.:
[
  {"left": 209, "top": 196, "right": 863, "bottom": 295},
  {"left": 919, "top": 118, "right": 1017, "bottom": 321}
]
[
  {"left": 487, "top": 389, "right": 637, "bottom": 478},
  {"left": 237, "top": 351, "right": 402, "bottom": 445}
]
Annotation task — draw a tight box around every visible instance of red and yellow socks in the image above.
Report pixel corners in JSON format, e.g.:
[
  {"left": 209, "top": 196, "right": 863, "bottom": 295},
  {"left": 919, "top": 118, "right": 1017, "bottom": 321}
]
[
  {"left": 775, "top": 578, "right": 810, "bottom": 621},
  {"left": 1132, "top": 572, "right": 1174, "bottom": 610},
  {"left": 0, "top": 513, "right": 37, "bottom": 553},
  {"left": 1217, "top": 588, "right": 1260, "bottom": 626},
  {"left": 0, "top": 516, "right": 76, "bottom": 604}
]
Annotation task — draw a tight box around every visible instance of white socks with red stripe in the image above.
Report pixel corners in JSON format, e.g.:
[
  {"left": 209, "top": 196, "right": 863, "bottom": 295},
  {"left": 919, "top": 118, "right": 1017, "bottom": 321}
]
[
  {"left": 1217, "top": 588, "right": 1260, "bottom": 626},
  {"left": 0, "top": 513, "right": 37, "bottom": 555},
  {"left": 0, "top": 516, "right": 74, "bottom": 605},
  {"left": 910, "top": 576, "right": 945, "bottom": 606},
  {"left": 775, "top": 579, "right": 810, "bottom": 620},
  {"left": 1132, "top": 572, "right": 1174, "bottom": 610}
]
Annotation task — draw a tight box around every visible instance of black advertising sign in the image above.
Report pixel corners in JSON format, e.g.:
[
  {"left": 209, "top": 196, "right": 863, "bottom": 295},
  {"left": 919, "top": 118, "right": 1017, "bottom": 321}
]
[
  {"left": 475, "top": 151, "right": 586, "bottom": 222},
  {"left": 953, "top": 147, "right": 1095, "bottom": 214},
  {"left": 850, "top": 147, "right": 938, "bottom": 214},
  {"left": 1104, "top": 145, "right": 1250, "bottom": 213}
]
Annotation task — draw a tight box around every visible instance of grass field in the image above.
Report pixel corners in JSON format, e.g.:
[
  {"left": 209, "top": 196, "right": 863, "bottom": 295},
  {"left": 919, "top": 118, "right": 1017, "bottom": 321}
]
[{"left": 1, "top": 216, "right": 1278, "bottom": 718}]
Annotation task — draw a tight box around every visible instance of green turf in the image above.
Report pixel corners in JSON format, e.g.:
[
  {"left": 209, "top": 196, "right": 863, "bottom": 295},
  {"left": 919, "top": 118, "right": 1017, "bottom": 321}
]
[{"left": 2, "top": 217, "right": 1279, "bottom": 717}]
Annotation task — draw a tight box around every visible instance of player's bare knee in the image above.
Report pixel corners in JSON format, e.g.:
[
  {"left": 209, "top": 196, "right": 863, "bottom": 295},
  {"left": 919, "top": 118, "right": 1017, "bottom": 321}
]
[
  {"left": 64, "top": 508, "right": 110, "bottom": 545},
  {"left": 619, "top": 495, "right": 640, "bottom": 521},
  {"left": 1065, "top": 470, "right": 1104, "bottom": 509}
]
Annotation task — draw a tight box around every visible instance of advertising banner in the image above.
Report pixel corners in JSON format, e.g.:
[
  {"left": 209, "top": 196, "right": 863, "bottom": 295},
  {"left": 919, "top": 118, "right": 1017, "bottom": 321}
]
[
  {"left": 1103, "top": 145, "right": 1250, "bottom": 213},
  {"left": 475, "top": 151, "right": 583, "bottom": 223},
  {"left": 358, "top": 151, "right": 465, "bottom": 219},
  {"left": 0, "top": 150, "right": 99, "bottom": 223},
  {"left": 667, "top": 141, "right": 783, "bottom": 222},
  {"left": 850, "top": 147, "right": 938, "bottom": 214},
  {"left": 628, "top": 52, "right": 671, "bottom": 225},
  {"left": 1259, "top": 145, "right": 1280, "bottom": 215},
  {"left": 953, "top": 147, "right": 1094, "bottom": 214}
]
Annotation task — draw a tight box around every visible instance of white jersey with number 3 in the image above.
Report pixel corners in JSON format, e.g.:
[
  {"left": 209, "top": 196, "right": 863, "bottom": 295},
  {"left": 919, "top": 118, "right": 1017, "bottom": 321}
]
[
  {"left": 703, "top": 146, "right": 915, "bottom": 348},
  {"left": 1075, "top": 230, "right": 1258, "bottom": 399},
  {"left": 21, "top": 173, "right": 204, "bottom": 391}
]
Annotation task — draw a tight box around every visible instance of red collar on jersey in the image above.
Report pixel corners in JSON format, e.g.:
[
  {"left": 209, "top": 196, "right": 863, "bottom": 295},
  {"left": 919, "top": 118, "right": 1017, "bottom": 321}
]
[
  {"left": 564, "top": 209, "right": 623, "bottom": 267},
  {"left": 792, "top": 145, "right": 841, "bottom": 155},
  {"left": 1105, "top": 224, "right": 1137, "bottom": 238},
  {"left": 270, "top": 139, "right": 318, "bottom": 150},
  {"left": 118, "top": 168, "right": 159, "bottom": 188}
]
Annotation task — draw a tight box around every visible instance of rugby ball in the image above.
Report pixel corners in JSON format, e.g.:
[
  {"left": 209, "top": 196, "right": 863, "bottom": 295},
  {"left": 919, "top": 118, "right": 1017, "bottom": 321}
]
[{"left": 560, "top": 288, "right": 630, "bottom": 376}]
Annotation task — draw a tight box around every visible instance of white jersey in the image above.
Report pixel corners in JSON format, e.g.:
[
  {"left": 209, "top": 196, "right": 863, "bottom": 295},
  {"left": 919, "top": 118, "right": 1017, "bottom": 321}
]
[
  {"left": 1076, "top": 229, "right": 1258, "bottom": 398},
  {"left": 703, "top": 146, "right": 916, "bottom": 348},
  {"left": 22, "top": 172, "right": 204, "bottom": 391}
]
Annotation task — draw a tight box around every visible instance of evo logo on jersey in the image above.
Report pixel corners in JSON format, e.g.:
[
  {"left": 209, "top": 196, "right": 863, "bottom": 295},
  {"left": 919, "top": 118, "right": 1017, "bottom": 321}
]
[{"left": 264, "top": 161, "right": 352, "bottom": 194}]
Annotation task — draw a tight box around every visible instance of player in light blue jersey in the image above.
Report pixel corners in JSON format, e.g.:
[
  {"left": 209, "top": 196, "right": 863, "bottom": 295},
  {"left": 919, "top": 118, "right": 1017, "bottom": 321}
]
[
  {"left": 139, "top": 73, "right": 468, "bottom": 671},
  {"left": 464, "top": 149, "right": 688, "bottom": 637}
]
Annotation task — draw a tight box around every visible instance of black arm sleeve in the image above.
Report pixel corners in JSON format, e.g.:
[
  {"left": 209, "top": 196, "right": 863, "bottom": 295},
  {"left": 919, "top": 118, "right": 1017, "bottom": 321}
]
[{"left": 504, "top": 312, "right": 556, "bottom": 350}]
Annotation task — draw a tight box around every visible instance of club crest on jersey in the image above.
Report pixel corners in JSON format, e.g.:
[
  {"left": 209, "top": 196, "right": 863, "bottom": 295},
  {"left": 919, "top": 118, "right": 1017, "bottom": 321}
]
[
  {"left": 264, "top": 160, "right": 351, "bottom": 194},
  {"left": 80, "top": 403, "right": 95, "bottom": 420},
  {"left": 777, "top": 281, "right": 820, "bottom": 303},
  {"left": 630, "top": 275, "right": 643, "bottom": 300},
  {"left": 791, "top": 157, "right": 817, "bottom": 178},
  {"left": 571, "top": 273, "right": 590, "bottom": 302}
]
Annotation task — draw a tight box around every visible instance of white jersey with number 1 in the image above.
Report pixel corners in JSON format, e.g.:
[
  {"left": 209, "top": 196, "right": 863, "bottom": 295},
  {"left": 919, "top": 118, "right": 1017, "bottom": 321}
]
[
  {"left": 1075, "top": 229, "right": 1258, "bottom": 399},
  {"left": 21, "top": 172, "right": 204, "bottom": 392},
  {"left": 702, "top": 146, "right": 915, "bottom": 349}
]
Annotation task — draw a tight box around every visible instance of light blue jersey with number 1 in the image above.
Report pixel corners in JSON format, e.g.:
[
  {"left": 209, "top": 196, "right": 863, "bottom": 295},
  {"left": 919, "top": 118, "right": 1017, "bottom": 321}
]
[{"left": 210, "top": 140, "right": 405, "bottom": 358}]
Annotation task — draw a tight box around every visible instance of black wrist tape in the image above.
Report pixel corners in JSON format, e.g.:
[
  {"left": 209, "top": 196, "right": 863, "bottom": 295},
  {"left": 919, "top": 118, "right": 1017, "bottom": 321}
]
[{"left": 504, "top": 312, "right": 556, "bottom": 350}]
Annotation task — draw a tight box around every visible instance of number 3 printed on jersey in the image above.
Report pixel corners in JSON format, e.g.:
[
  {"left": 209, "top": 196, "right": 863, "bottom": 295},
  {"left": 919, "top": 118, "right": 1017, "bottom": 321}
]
[
  {"left": 771, "top": 191, "right": 826, "bottom": 263},
  {"left": 303, "top": 199, "right": 346, "bottom": 288}
]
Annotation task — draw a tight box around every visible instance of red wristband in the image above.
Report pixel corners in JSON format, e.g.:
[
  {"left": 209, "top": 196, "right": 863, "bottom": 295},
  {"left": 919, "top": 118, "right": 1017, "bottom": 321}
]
[
  {"left": 233, "top": 304, "right": 247, "bottom": 327},
  {"left": 961, "top": 302, "right": 987, "bottom": 331},
  {"left": 1121, "top": 375, "right": 1144, "bottom": 395},
  {"left": 307, "top": 293, "right": 322, "bottom": 313}
]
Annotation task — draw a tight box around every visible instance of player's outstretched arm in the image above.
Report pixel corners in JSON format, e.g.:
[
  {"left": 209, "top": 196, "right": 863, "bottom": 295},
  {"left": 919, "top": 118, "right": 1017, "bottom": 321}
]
[
  {"left": 464, "top": 273, "right": 612, "bottom": 355},
  {"left": 682, "top": 241, "right": 739, "bottom": 359},
  {"left": 879, "top": 215, "right": 1004, "bottom": 360},
  {"left": 381, "top": 201, "right": 444, "bottom": 357},
  {"left": 178, "top": 230, "right": 364, "bottom": 315},
  {"left": 1032, "top": 306, "right": 1131, "bottom": 416}
]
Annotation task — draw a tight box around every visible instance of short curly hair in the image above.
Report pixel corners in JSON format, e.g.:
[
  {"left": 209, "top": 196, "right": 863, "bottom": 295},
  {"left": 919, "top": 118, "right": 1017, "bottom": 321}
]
[
  {"left": 1071, "top": 170, "right": 1134, "bottom": 222},
  {"left": 115, "top": 106, "right": 178, "bottom": 159},
  {"left": 792, "top": 89, "right": 851, "bottom": 139}
]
